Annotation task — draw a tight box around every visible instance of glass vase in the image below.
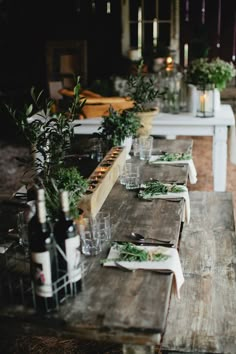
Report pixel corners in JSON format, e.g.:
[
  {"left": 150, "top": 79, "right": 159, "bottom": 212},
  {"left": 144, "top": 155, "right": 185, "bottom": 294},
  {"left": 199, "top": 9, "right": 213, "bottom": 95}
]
[{"left": 196, "top": 84, "right": 215, "bottom": 118}]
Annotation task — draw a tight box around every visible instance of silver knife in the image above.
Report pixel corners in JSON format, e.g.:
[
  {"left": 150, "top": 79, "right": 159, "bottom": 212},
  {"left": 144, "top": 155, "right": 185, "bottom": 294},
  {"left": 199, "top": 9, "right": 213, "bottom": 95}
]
[{"left": 114, "top": 240, "right": 175, "bottom": 248}]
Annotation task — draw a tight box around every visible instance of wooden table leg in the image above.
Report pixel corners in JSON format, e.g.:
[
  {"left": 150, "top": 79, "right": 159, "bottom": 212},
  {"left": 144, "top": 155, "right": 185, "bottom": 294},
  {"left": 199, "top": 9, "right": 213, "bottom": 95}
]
[{"left": 213, "top": 126, "right": 227, "bottom": 191}]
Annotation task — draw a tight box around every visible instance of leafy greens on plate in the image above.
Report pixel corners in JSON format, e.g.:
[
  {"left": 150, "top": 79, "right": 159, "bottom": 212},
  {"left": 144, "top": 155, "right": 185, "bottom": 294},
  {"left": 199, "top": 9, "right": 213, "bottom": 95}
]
[
  {"left": 102, "top": 242, "right": 170, "bottom": 263},
  {"left": 138, "top": 180, "right": 185, "bottom": 199},
  {"left": 152, "top": 152, "right": 192, "bottom": 162}
]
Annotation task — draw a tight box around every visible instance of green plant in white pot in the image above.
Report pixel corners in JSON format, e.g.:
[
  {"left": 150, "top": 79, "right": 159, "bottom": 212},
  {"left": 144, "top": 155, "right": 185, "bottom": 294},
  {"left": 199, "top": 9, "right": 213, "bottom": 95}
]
[
  {"left": 126, "top": 59, "right": 160, "bottom": 136},
  {"left": 98, "top": 106, "right": 141, "bottom": 159},
  {"left": 187, "top": 57, "right": 236, "bottom": 111}
]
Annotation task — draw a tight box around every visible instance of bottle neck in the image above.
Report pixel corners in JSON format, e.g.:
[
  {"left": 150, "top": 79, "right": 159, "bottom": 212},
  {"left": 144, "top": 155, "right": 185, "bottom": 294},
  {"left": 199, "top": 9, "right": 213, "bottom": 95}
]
[
  {"left": 60, "top": 191, "right": 70, "bottom": 216},
  {"left": 37, "top": 201, "right": 47, "bottom": 224}
]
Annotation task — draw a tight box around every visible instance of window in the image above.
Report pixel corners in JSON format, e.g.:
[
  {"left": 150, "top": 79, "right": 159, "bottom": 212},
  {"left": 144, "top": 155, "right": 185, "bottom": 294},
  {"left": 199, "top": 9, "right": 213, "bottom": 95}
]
[{"left": 122, "top": 0, "right": 180, "bottom": 63}]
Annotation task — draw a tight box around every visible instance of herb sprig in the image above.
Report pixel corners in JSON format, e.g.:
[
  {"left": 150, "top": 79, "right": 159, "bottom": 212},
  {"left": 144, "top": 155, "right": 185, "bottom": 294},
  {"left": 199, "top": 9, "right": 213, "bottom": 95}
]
[
  {"left": 111, "top": 242, "right": 170, "bottom": 262},
  {"left": 138, "top": 180, "right": 185, "bottom": 199},
  {"left": 158, "top": 152, "right": 192, "bottom": 161}
]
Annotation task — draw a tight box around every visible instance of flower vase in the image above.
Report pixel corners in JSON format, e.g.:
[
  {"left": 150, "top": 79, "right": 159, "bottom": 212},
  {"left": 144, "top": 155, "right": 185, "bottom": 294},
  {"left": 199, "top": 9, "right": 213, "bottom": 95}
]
[
  {"left": 187, "top": 84, "right": 197, "bottom": 115},
  {"left": 214, "top": 88, "right": 221, "bottom": 111},
  {"left": 121, "top": 136, "right": 133, "bottom": 160}
]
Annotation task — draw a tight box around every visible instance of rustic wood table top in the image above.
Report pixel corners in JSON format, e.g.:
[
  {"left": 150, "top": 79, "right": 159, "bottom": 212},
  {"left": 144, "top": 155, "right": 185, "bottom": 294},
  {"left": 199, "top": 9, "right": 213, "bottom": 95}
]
[{"left": 0, "top": 138, "right": 193, "bottom": 352}]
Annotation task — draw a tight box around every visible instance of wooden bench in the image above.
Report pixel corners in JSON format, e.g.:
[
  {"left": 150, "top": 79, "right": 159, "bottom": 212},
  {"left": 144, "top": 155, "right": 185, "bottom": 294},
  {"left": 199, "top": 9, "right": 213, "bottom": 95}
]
[{"left": 162, "top": 191, "right": 236, "bottom": 354}]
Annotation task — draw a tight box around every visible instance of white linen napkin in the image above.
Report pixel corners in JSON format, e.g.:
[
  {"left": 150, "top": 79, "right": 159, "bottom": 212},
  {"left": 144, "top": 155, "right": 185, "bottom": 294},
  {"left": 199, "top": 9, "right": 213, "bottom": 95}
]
[
  {"left": 149, "top": 156, "right": 197, "bottom": 184},
  {"left": 104, "top": 244, "right": 185, "bottom": 299},
  {"left": 139, "top": 185, "right": 190, "bottom": 224}
]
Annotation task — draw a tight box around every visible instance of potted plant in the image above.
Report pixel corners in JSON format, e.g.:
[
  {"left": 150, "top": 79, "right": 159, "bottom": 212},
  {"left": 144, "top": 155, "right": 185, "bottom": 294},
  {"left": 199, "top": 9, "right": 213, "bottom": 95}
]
[
  {"left": 187, "top": 57, "right": 236, "bottom": 111},
  {"left": 126, "top": 59, "right": 160, "bottom": 136},
  {"left": 5, "top": 77, "right": 88, "bottom": 219},
  {"left": 98, "top": 105, "right": 141, "bottom": 159}
]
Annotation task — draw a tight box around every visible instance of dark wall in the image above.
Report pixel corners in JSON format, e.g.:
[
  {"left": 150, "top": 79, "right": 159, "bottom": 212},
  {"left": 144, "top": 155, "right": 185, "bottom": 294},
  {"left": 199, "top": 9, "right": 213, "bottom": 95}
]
[
  {"left": 0, "top": 0, "right": 123, "bottom": 95},
  {"left": 180, "top": 0, "right": 236, "bottom": 63},
  {"left": 1, "top": 0, "right": 236, "bottom": 104}
]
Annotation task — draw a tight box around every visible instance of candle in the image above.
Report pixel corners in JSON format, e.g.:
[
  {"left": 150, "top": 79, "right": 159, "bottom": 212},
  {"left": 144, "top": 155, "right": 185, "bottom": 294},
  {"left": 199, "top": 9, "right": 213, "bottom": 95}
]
[
  {"left": 185, "top": 0, "right": 189, "bottom": 22},
  {"left": 184, "top": 43, "right": 189, "bottom": 68},
  {"left": 201, "top": 0, "right": 205, "bottom": 24},
  {"left": 233, "top": 13, "right": 236, "bottom": 61},
  {"left": 153, "top": 18, "right": 158, "bottom": 48},
  {"left": 200, "top": 93, "right": 206, "bottom": 113},
  {"left": 138, "top": 6, "right": 142, "bottom": 52},
  {"left": 106, "top": 1, "right": 111, "bottom": 14},
  {"left": 217, "top": 0, "right": 221, "bottom": 47}
]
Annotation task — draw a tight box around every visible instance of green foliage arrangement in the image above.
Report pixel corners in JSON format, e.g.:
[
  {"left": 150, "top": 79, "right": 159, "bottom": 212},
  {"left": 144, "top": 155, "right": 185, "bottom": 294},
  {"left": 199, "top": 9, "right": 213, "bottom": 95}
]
[
  {"left": 126, "top": 59, "right": 160, "bottom": 112},
  {"left": 187, "top": 57, "right": 236, "bottom": 91},
  {"left": 39, "top": 166, "right": 89, "bottom": 220},
  {"left": 5, "top": 76, "right": 86, "bottom": 179},
  {"left": 5, "top": 77, "right": 88, "bottom": 218},
  {"left": 98, "top": 106, "right": 141, "bottom": 148}
]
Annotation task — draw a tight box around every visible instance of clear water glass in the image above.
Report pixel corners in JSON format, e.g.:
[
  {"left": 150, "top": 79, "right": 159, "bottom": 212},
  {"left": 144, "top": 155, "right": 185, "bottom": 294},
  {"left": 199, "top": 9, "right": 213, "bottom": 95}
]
[{"left": 139, "top": 136, "right": 153, "bottom": 161}]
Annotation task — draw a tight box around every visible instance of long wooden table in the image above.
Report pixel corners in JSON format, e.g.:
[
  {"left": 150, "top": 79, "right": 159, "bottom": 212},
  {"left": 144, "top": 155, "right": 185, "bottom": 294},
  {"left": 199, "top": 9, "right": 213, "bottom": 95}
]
[
  {"left": 0, "top": 139, "right": 192, "bottom": 354},
  {"left": 72, "top": 104, "right": 235, "bottom": 192}
]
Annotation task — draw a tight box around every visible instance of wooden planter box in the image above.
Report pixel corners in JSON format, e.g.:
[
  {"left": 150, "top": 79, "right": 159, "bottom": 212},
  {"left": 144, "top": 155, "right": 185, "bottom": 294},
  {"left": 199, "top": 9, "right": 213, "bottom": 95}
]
[{"left": 78, "top": 146, "right": 127, "bottom": 217}]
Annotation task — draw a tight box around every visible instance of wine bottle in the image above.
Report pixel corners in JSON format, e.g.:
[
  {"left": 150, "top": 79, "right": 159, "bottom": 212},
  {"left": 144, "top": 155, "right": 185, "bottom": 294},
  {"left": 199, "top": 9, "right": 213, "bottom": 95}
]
[
  {"left": 54, "top": 190, "right": 82, "bottom": 295},
  {"left": 29, "top": 194, "right": 59, "bottom": 312}
]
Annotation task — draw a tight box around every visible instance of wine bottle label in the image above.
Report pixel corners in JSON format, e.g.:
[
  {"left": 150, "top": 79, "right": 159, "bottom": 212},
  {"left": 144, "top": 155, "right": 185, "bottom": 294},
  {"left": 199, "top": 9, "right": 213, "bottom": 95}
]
[
  {"left": 31, "top": 251, "right": 53, "bottom": 297},
  {"left": 65, "top": 235, "right": 81, "bottom": 282}
]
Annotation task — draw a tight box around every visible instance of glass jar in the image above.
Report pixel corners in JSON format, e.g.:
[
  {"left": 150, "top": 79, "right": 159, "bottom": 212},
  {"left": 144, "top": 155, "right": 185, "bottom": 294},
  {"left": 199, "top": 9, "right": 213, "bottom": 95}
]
[
  {"left": 196, "top": 84, "right": 215, "bottom": 118},
  {"left": 158, "top": 65, "right": 182, "bottom": 114}
]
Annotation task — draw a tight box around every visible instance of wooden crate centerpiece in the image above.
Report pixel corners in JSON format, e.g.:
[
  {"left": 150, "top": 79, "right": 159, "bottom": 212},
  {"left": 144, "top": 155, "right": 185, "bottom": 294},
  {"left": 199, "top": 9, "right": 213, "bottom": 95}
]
[{"left": 78, "top": 146, "right": 127, "bottom": 217}]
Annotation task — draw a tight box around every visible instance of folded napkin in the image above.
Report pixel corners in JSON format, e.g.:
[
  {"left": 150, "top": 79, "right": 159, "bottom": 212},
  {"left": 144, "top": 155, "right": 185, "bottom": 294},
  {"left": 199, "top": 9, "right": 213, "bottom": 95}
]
[
  {"left": 104, "top": 243, "right": 184, "bottom": 299},
  {"left": 139, "top": 184, "right": 190, "bottom": 224},
  {"left": 149, "top": 156, "right": 197, "bottom": 184}
]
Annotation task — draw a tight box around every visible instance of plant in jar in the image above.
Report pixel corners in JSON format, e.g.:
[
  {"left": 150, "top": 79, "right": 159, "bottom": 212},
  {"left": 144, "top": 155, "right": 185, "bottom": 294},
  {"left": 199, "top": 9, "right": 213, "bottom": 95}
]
[
  {"left": 98, "top": 105, "right": 141, "bottom": 150},
  {"left": 187, "top": 57, "right": 236, "bottom": 91},
  {"left": 126, "top": 59, "right": 160, "bottom": 112},
  {"left": 125, "top": 59, "right": 161, "bottom": 136}
]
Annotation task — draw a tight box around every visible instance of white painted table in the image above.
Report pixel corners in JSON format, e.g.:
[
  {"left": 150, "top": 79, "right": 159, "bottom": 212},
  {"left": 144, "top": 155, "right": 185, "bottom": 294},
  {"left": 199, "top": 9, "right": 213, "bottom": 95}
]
[{"left": 73, "top": 104, "right": 235, "bottom": 192}]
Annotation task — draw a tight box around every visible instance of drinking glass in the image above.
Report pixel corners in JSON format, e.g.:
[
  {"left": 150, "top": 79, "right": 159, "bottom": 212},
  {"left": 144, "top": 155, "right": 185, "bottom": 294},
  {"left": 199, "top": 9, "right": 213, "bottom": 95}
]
[
  {"left": 125, "top": 171, "right": 140, "bottom": 190},
  {"left": 95, "top": 211, "right": 111, "bottom": 243},
  {"left": 81, "top": 229, "right": 102, "bottom": 256},
  {"left": 138, "top": 136, "right": 153, "bottom": 161},
  {"left": 132, "top": 138, "right": 139, "bottom": 157},
  {"left": 119, "top": 162, "right": 140, "bottom": 186}
]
